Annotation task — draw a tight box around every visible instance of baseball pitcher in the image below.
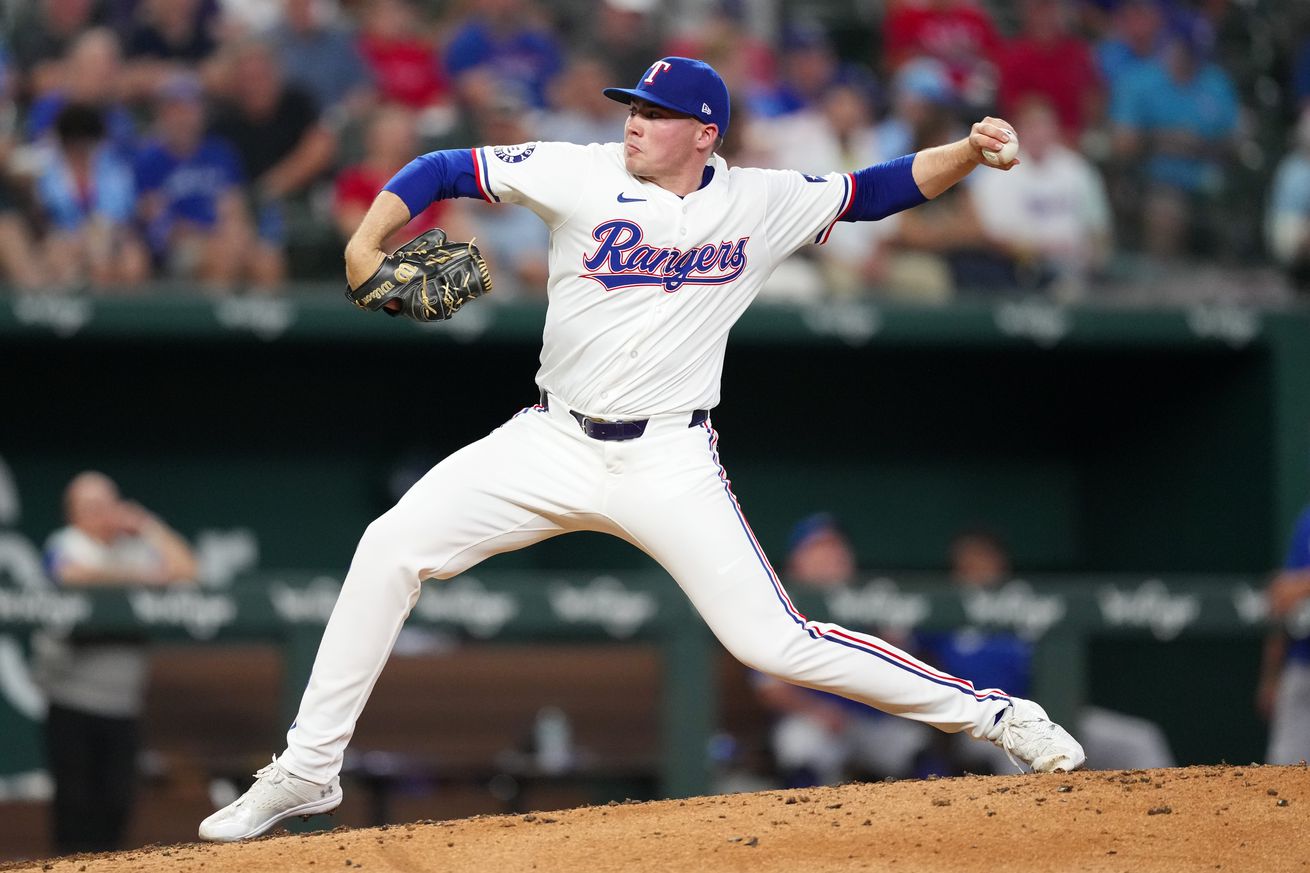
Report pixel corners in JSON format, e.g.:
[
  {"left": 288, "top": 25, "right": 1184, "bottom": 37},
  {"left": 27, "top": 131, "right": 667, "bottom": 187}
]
[{"left": 200, "top": 57, "right": 1084, "bottom": 842}]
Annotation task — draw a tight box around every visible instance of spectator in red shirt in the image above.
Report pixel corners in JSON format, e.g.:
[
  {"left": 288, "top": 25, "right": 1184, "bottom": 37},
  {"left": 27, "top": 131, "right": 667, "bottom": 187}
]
[
  {"left": 883, "top": 0, "right": 1003, "bottom": 109},
  {"left": 998, "top": 0, "right": 1104, "bottom": 144},
  {"left": 332, "top": 103, "right": 456, "bottom": 251},
  {"left": 356, "top": 0, "right": 449, "bottom": 110}
]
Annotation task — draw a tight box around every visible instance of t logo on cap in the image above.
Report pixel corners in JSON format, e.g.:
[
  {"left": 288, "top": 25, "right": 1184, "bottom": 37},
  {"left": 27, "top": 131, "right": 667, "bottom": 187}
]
[
  {"left": 603, "top": 56, "right": 732, "bottom": 140},
  {"left": 643, "top": 61, "right": 673, "bottom": 84}
]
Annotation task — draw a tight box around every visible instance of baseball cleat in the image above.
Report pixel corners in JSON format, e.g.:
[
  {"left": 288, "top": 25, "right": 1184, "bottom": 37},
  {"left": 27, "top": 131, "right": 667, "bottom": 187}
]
[
  {"left": 198, "top": 756, "right": 341, "bottom": 842},
  {"left": 986, "top": 697, "right": 1087, "bottom": 773}
]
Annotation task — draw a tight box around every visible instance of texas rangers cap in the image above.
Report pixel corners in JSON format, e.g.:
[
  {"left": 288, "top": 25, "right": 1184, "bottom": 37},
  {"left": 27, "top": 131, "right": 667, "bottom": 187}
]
[{"left": 603, "top": 56, "right": 731, "bottom": 138}]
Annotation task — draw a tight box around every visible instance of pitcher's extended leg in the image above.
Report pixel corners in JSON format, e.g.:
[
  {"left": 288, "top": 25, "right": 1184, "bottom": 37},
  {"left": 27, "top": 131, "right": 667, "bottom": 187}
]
[
  {"left": 281, "top": 409, "right": 595, "bottom": 781},
  {"left": 608, "top": 423, "right": 1083, "bottom": 774},
  {"left": 608, "top": 424, "right": 1010, "bottom": 737}
]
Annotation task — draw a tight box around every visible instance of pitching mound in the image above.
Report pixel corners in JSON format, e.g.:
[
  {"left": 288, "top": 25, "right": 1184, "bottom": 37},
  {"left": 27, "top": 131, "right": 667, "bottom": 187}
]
[{"left": 4, "top": 765, "right": 1306, "bottom": 873}]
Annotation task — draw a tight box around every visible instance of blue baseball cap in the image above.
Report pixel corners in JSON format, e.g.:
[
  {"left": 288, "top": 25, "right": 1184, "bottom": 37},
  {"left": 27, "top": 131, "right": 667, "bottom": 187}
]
[
  {"left": 787, "top": 512, "right": 846, "bottom": 555},
  {"left": 603, "top": 57, "right": 731, "bottom": 139}
]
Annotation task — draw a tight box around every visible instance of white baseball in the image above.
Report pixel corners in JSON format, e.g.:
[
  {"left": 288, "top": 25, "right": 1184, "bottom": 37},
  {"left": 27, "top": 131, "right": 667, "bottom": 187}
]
[{"left": 983, "top": 130, "right": 1019, "bottom": 165}]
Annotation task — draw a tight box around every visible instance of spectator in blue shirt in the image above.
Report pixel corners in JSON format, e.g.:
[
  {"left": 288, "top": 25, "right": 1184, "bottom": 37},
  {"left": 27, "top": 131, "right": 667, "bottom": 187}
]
[
  {"left": 135, "top": 74, "right": 255, "bottom": 290},
  {"left": 747, "top": 22, "right": 843, "bottom": 120},
  {"left": 1094, "top": 0, "right": 1165, "bottom": 91},
  {"left": 34, "top": 102, "right": 149, "bottom": 289},
  {"left": 444, "top": 0, "right": 564, "bottom": 111},
  {"left": 1110, "top": 27, "right": 1239, "bottom": 258},
  {"left": 1258, "top": 506, "right": 1310, "bottom": 765}
]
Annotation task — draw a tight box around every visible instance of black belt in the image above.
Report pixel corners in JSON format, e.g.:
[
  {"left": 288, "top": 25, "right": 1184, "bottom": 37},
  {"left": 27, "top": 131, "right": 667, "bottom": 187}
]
[{"left": 540, "top": 393, "right": 708, "bottom": 441}]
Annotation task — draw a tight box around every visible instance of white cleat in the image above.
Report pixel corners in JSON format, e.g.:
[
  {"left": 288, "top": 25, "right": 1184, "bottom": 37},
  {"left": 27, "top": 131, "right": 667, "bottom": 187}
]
[
  {"left": 986, "top": 697, "right": 1087, "bottom": 773},
  {"left": 198, "top": 757, "right": 342, "bottom": 842}
]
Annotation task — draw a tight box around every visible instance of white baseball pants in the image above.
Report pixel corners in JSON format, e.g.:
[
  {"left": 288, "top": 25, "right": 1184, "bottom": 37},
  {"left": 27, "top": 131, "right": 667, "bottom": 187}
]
[{"left": 280, "top": 399, "right": 1013, "bottom": 783}]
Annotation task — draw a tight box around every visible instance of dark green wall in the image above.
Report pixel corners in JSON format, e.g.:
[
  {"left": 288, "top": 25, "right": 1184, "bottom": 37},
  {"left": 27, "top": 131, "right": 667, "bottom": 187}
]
[
  {"left": 2, "top": 300, "right": 1306, "bottom": 772},
  {"left": 1, "top": 333, "right": 1282, "bottom": 575}
]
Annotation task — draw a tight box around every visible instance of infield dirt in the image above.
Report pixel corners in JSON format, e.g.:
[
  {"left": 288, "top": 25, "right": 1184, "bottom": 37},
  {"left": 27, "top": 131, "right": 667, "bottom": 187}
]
[{"left": 3, "top": 764, "right": 1306, "bottom": 873}]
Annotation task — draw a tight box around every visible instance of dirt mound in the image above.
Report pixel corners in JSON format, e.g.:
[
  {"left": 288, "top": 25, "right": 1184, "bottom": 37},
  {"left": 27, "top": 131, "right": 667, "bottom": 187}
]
[{"left": 5, "top": 765, "right": 1306, "bottom": 873}]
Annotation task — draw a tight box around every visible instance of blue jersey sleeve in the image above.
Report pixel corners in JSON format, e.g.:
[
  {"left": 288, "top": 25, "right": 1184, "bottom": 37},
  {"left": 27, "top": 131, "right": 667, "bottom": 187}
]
[
  {"left": 383, "top": 149, "right": 484, "bottom": 218},
  {"left": 840, "top": 154, "right": 927, "bottom": 223}
]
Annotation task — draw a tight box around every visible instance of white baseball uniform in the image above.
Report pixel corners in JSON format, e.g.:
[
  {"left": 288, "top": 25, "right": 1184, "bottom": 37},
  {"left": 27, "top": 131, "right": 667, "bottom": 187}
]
[{"left": 278, "top": 141, "right": 1014, "bottom": 783}]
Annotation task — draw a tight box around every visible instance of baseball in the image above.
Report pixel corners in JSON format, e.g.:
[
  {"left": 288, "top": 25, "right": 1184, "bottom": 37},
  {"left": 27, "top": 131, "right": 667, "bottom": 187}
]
[{"left": 983, "top": 130, "right": 1019, "bottom": 165}]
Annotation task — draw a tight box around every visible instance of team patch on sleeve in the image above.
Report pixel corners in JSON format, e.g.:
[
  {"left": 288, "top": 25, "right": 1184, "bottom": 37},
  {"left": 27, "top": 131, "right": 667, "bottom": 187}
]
[{"left": 493, "top": 144, "right": 537, "bottom": 163}]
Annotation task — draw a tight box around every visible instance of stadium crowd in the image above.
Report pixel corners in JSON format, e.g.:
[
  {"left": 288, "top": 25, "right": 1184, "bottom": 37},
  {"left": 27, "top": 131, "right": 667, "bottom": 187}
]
[{"left": 0, "top": 0, "right": 1304, "bottom": 301}]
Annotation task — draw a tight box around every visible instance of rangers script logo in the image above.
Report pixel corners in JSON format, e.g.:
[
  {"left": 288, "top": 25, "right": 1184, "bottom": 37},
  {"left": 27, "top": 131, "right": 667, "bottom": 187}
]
[{"left": 581, "top": 219, "right": 748, "bottom": 292}]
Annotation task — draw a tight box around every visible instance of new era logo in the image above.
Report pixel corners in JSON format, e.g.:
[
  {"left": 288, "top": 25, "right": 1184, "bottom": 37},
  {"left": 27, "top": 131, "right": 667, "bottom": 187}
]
[{"left": 701, "top": 103, "right": 712, "bottom": 115}]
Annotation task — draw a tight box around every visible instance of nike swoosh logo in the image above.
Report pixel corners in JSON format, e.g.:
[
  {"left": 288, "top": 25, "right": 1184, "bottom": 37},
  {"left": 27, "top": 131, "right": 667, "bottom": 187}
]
[{"left": 617, "top": 193, "right": 647, "bottom": 203}]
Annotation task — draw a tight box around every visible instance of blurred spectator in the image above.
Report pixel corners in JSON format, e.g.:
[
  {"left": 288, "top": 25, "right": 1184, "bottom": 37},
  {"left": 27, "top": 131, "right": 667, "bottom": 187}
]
[
  {"left": 537, "top": 57, "right": 626, "bottom": 146},
  {"left": 0, "top": 45, "right": 40, "bottom": 289},
  {"left": 915, "top": 529, "right": 1175, "bottom": 774},
  {"left": 134, "top": 74, "right": 257, "bottom": 290},
  {"left": 210, "top": 37, "right": 337, "bottom": 286},
  {"left": 998, "top": 0, "right": 1105, "bottom": 144},
  {"left": 444, "top": 0, "right": 564, "bottom": 111},
  {"left": 451, "top": 91, "right": 548, "bottom": 298},
  {"left": 272, "top": 0, "right": 373, "bottom": 128},
  {"left": 119, "top": 0, "right": 220, "bottom": 101},
  {"left": 750, "top": 514, "right": 930, "bottom": 786},
  {"left": 34, "top": 102, "right": 149, "bottom": 288},
  {"left": 875, "top": 56, "right": 957, "bottom": 165},
  {"left": 212, "top": 0, "right": 284, "bottom": 37},
  {"left": 0, "top": 185, "right": 39, "bottom": 289},
  {"left": 332, "top": 103, "right": 461, "bottom": 251},
  {"left": 24, "top": 27, "right": 136, "bottom": 156},
  {"left": 1258, "top": 504, "right": 1310, "bottom": 765},
  {"left": 1094, "top": 0, "right": 1165, "bottom": 91},
  {"left": 663, "top": 0, "right": 776, "bottom": 98},
  {"left": 876, "top": 106, "right": 993, "bottom": 301},
  {"left": 1110, "top": 27, "right": 1239, "bottom": 259},
  {"left": 354, "top": 0, "right": 453, "bottom": 137},
  {"left": 7, "top": 0, "right": 107, "bottom": 99},
  {"left": 755, "top": 82, "right": 898, "bottom": 299},
  {"left": 968, "top": 95, "right": 1113, "bottom": 300},
  {"left": 882, "top": 0, "right": 1003, "bottom": 110},
  {"left": 747, "top": 21, "right": 842, "bottom": 119},
  {"left": 763, "top": 80, "right": 887, "bottom": 175},
  {"left": 574, "top": 0, "right": 664, "bottom": 89},
  {"left": 31, "top": 471, "right": 197, "bottom": 853},
  {"left": 1266, "top": 108, "right": 1310, "bottom": 293}
]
